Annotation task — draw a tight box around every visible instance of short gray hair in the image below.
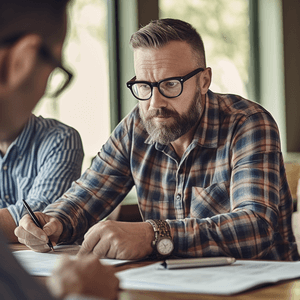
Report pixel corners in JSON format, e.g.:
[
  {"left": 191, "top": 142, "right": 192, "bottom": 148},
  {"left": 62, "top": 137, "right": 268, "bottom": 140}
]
[{"left": 130, "top": 18, "right": 206, "bottom": 66}]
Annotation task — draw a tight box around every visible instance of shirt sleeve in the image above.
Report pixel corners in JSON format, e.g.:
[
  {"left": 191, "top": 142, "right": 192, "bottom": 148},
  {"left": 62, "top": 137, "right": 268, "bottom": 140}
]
[
  {"left": 7, "top": 126, "right": 84, "bottom": 225},
  {"left": 43, "top": 119, "right": 135, "bottom": 243},
  {"left": 167, "top": 112, "right": 292, "bottom": 259}
]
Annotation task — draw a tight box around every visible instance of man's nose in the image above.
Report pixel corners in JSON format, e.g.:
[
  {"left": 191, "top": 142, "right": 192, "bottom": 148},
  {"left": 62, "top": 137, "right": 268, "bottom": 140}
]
[{"left": 149, "top": 87, "right": 167, "bottom": 109}]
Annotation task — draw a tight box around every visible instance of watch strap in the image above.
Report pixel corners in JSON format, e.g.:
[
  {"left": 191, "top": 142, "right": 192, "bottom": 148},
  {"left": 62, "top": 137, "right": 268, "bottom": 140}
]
[{"left": 146, "top": 219, "right": 173, "bottom": 255}]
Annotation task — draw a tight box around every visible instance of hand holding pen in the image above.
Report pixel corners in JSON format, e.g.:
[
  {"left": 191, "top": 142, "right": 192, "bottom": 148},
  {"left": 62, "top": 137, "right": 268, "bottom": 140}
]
[{"left": 22, "top": 199, "right": 55, "bottom": 251}]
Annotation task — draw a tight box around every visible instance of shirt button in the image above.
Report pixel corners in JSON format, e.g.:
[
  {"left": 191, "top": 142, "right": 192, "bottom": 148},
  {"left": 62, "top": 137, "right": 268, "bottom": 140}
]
[
  {"left": 5, "top": 195, "right": 9, "bottom": 200},
  {"left": 3, "top": 165, "right": 7, "bottom": 170},
  {"left": 176, "top": 194, "right": 181, "bottom": 201}
]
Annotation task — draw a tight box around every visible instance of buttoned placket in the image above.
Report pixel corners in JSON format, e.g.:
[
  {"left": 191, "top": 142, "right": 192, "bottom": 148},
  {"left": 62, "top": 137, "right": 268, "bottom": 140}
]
[
  {"left": 162, "top": 141, "right": 198, "bottom": 219},
  {"left": 175, "top": 165, "right": 184, "bottom": 218},
  {"left": 1, "top": 157, "right": 10, "bottom": 204},
  {"left": 0, "top": 145, "right": 20, "bottom": 205}
]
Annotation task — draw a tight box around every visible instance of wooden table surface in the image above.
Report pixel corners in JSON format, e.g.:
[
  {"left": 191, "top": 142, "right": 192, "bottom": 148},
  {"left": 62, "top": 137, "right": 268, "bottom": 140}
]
[{"left": 10, "top": 243, "right": 300, "bottom": 300}]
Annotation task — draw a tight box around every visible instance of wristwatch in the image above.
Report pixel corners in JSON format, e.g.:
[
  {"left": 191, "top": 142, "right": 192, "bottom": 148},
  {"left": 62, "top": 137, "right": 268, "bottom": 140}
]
[{"left": 146, "top": 219, "right": 174, "bottom": 257}]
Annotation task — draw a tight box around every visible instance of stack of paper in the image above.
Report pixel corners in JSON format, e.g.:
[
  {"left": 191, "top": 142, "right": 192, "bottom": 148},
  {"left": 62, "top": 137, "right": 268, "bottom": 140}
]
[
  {"left": 13, "top": 245, "right": 130, "bottom": 277},
  {"left": 13, "top": 248, "right": 300, "bottom": 295},
  {"left": 116, "top": 260, "right": 300, "bottom": 295}
]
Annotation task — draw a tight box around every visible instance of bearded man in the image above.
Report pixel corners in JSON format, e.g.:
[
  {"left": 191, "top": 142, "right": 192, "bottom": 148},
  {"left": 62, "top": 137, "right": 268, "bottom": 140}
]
[{"left": 15, "top": 18, "right": 299, "bottom": 262}]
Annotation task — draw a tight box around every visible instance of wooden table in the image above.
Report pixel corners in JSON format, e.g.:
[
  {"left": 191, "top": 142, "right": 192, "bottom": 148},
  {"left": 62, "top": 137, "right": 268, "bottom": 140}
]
[{"left": 11, "top": 243, "right": 300, "bottom": 300}]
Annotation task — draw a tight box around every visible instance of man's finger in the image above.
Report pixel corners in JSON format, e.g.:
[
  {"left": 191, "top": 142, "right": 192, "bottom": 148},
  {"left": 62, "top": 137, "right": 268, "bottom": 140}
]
[
  {"left": 15, "top": 223, "right": 47, "bottom": 242},
  {"left": 42, "top": 218, "right": 61, "bottom": 237},
  {"left": 77, "top": 239, "right": 94, "bottom": 256}
]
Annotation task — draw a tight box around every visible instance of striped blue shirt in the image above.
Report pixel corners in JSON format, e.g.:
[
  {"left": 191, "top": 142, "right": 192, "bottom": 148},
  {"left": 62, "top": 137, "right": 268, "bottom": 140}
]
[{"left": 0, "top": 114, "right": 84, "bottom": 225}]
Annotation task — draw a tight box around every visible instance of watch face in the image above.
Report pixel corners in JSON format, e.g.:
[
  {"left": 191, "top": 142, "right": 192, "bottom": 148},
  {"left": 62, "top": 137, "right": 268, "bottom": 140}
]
[{"left": 157, "top": 238, "right": 174, "bottom": 255}]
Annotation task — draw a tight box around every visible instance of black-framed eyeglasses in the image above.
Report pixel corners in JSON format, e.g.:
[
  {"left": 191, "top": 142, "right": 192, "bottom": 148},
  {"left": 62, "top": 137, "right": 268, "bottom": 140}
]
[
  {"left": 126, "top": 67, "right": 204, "bottom": 101},
  {"left": 0, "top": 32, "right": 73, "bottom": 98}
]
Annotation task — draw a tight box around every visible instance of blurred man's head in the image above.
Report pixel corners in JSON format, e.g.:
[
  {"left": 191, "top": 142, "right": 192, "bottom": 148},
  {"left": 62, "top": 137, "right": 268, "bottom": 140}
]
[
  {"left": 0, "top": 0, "right": 69, "bottom": 47},
  {"left": 0, "top": 0, "right": 70, "bottom": 140}
]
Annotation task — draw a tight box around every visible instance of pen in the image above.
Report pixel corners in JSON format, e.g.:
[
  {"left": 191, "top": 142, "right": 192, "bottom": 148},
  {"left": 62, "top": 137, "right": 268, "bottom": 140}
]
[
  {"left": 160, "top": 256, "right": 235, "bottom": 269},
  {"left": 22, "top": 199, "right": 54, "bottom": 252}
]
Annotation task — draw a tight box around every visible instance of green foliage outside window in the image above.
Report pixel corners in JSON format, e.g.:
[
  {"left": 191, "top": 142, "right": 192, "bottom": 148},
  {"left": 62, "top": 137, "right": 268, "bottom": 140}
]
[{"left": 160, "top": 0, "right": 250, "bottom": 98}]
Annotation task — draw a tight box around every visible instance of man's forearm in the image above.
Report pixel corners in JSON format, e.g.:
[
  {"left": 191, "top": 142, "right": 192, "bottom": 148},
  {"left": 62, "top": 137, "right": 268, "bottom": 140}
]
[
  {"left": 168, "top": 209, "right": 274, "bottom": 259},
  {"left": 0, "top": 208, "right": 18, "bottom": 242}
]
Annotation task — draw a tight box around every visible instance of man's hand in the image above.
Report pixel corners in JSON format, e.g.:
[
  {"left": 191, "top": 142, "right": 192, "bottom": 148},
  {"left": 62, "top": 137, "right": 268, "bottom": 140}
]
[
  {"left": 78, "top": 220, "right": 155, "bottom": 259},
  {"left": 14, "top": 213, "right": 63, "bottom": 252},
  {"left": 47, "top": 254, "right": 119, "bottom": 300}
]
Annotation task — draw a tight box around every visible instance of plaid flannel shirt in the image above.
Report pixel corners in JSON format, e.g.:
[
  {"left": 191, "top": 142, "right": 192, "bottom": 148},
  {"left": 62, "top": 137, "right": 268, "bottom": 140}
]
[{"left": 45, "top": 90, "right": 299, "bottom": 261}]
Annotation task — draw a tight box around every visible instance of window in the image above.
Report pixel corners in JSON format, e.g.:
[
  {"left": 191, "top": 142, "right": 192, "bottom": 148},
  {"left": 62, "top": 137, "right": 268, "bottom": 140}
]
[
  {"left": 33, "top": 0, "right": 110, "bottom": 170},
  {"left": 159, "top": 0, "right": 250, "bottom": 99}
]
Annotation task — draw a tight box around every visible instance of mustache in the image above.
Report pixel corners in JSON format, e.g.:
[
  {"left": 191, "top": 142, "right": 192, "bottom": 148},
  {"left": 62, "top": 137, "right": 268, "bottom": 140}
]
[{"left": 145, "top": 108, "right": 178, "bottom": 120}]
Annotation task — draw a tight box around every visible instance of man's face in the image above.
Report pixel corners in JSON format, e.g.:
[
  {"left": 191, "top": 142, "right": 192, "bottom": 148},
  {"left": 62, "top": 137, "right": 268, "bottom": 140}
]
[
  {"left": 134, "top": 41, "right": 205, "bottom": 145},
  {"left": 139, "top": 87, "right": 202, "bottom": 145},
  {"left": 0, "top": 14, "right": 67, "bottom": 137},
  {"left": 24, "top": 14, "right": 67, "bottom": 115}
]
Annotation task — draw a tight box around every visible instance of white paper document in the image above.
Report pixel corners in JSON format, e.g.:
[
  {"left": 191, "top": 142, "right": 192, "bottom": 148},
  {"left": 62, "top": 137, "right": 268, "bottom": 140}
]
[
  {"left": 13, "top": 245, "right": 130, "bottom": 276},
  {"left": 116, "top": 259, "right": 300, "bottom": 295}
]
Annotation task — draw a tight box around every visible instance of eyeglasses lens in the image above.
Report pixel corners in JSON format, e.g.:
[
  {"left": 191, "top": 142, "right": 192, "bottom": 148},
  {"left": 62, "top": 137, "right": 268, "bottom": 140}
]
[
  {"left": 45, "top": 67, "right": 69, "bottom": 97},
  {"left": 133, "top": 83, "right": 151, "bottom": 99},
  {"left": 159, "top": 79, "right": 182, "bottom": 97},
  {"left": 132, "top": 79, "right": 182, "bottom": 100}
]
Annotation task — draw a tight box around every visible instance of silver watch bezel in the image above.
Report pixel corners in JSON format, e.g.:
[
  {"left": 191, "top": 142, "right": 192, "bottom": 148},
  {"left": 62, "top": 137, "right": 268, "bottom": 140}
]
[
  {"left": 156, "top": 236, "right": 174, "bottom": 255},
  {"left": 146, "top": 219, "right": 174, "bottom": 257}
]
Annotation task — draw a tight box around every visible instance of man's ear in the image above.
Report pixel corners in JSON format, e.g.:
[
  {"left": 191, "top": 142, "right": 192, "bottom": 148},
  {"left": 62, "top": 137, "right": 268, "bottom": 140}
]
[
  {"left": 199, "top": 67, "right": 212, "bottom": 95},
  {"left": 3, "top": 34, "right": 42, "bottom": 89}
]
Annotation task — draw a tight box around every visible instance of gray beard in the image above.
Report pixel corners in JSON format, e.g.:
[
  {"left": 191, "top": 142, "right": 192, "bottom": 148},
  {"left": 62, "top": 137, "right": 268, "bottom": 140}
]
[{"left": 139, "top": 89, "right": 202, "bottom": 145}]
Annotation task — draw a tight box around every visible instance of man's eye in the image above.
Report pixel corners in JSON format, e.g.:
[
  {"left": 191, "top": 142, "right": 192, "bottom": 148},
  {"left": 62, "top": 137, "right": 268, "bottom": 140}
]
[
  {"left": 163, "top": 80, "right": 179, "bottom": 89},
  {"left": 138, "top": 84, "right": 151, "bottom": 90}
]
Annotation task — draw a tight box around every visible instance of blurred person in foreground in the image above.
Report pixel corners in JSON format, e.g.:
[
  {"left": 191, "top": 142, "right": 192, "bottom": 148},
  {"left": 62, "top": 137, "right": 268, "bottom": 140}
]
[
  {"left": 0, "top": 0, "right": 84, "bottom": 243},
  {"left": 16, "top": 18, "right": 299, "bottom": 261},
  {"left": 0, "top": 0, "right": 118, "bottom": 299}
]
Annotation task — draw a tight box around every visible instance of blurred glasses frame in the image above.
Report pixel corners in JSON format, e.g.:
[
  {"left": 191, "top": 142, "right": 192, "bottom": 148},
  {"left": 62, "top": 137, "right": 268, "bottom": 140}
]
[{"left": 0, "top": 32, "right": 73, "bottom": 98}]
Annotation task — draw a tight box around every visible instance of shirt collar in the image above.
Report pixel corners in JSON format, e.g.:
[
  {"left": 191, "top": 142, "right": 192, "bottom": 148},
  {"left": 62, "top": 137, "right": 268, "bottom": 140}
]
[{"left": 144, "top": 90, "right": 220, "bottom": 149}]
